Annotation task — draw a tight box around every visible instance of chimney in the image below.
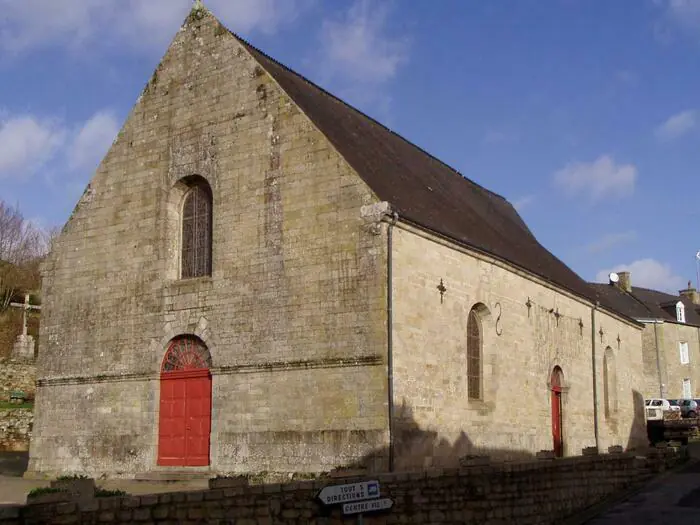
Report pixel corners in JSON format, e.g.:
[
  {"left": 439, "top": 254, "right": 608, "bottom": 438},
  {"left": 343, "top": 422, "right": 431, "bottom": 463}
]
[
  {"left": 617, "top": 271, "right": 632, "bottom": 293},
  {"left": 679, "top": 281, "right": 700, "bottom": 305}
]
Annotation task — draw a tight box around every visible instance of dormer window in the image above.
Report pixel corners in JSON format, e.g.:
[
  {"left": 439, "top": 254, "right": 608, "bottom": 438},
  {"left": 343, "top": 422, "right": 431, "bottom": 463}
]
[{"left": 677, "top": 301, "right": 686, "bottom": 323}]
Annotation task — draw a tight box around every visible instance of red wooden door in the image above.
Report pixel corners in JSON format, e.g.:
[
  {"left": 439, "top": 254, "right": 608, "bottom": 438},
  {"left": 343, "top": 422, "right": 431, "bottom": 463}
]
[
  {"left": 551, "top": 388, "right": 563, "bottom": 457},
  {"left": 158, "top": 370, "right": 211, "bottom": 466}
]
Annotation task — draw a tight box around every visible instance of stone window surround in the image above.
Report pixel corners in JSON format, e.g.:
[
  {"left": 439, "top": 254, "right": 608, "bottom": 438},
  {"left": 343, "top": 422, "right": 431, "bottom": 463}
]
[
  {"left": 467, "top": 303, "right": 491, "bottom": 402},
  {"left": 676, "top": 301, "right": 686, "bottom": 324},
  {"left": 680, "top": 341, "right": 690, "bottom": 365},
  {"left": 164, "top": 167, "right": 218, "bottom": 283}
]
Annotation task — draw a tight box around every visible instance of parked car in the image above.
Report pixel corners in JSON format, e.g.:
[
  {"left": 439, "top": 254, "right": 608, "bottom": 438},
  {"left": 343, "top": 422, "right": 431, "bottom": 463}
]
[
  {"left": 645, "top": 398, "right": 679, "bottom": 421},
  {"left": 679, "top": 399, "right": 698, "bottom": 418}
]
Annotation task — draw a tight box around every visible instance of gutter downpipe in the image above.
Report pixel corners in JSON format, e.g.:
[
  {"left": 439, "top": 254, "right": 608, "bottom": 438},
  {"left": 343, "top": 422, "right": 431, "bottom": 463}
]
[
  {"left": 387, "top": 211, "right": 398, "bottom": 472},
  {"left": 653, "top": 322, "right": 663, "bottom": 398},
  {"left": 591, "top": 301, "right": 600, "bottom": 451}
]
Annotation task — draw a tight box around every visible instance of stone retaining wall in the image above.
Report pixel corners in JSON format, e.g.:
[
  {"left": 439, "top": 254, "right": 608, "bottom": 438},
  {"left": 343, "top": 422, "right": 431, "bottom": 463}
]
[
  {"left": 0, "top": 409, "right": 33, "bottom": 452},
  {"left": 0, "top": 448, "right": 685, "bottom": 524},
  {"left": 0, "top": 359, "right": 36, "bottom": 402}
]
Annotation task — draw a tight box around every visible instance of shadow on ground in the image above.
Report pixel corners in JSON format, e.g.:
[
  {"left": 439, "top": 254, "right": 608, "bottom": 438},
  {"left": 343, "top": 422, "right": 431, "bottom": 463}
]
[{"left": 0, "top": 451, "right": 28, "bottom": 477}]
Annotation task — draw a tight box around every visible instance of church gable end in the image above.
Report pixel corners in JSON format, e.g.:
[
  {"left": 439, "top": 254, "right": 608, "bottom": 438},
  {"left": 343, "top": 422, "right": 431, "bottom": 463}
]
[{"left": 31, "top": 5, "right": 389, "bottom": 477}]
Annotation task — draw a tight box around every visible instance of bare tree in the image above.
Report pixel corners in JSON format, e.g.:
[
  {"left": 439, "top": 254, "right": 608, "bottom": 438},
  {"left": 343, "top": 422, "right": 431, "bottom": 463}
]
[{"left": 0, "top": 201, "right": 50, "bottom": 311}]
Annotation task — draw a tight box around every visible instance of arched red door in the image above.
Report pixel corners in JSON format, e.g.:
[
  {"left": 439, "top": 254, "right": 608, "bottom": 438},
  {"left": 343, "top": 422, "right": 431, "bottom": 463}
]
[
  {"left": 158, "top": 336, "right": 212, "bottom": 467},
  {"left": 551, "top": 366, "right": 564, "bottom": 457}
]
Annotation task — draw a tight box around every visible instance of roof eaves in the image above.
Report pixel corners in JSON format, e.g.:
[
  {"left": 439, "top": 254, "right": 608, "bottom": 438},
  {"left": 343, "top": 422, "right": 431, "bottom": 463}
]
[{"left": 400, "top": 217, "right": 643, "bottom": 327}]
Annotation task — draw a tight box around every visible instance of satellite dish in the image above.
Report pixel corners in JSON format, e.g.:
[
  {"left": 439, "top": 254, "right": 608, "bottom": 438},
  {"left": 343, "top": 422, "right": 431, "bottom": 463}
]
[{"left": 609, "top": 272, "right": 620, "bottom": 284}]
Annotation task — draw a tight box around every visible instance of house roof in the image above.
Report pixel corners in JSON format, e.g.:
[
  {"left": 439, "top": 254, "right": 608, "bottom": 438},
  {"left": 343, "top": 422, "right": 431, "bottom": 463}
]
[
  {"left": 589, "top": 283, "right": 700, "bottom": 327},
  {"left": 191, "top": 9, "right": 637, "bottom": 323}
]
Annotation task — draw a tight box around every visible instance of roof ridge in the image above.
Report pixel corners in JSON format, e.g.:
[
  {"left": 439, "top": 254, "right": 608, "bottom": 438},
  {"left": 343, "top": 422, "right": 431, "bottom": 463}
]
[
  {"left": 228, "top": 29, "right": 510, "bottom": 205},
  {"left": 633, "top": 285, "right": 677, "bottom": 297},
  {"left": 626, "top": 288, "right": 657, "bottom": 317},
  {"left": 589, "top": 282, "right": 656, "bottom": 318}
]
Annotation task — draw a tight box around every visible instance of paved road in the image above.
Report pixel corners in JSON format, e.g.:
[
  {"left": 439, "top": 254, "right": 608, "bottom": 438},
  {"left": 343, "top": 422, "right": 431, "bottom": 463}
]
[
  {"left": 586, "top": 460, "right": 700, "bottom": 524},
  {"left": 0, "top": 452, "right": 207, "bottom": 506}
]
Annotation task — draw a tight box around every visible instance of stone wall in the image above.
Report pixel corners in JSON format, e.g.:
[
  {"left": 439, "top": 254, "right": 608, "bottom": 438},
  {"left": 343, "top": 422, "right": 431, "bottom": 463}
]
[
  {"left": 0, "top": 359, "right": 36, "bottom": 402},
  {"left": 1, "top": 450, "right": 684, "bottom": 525},
  {"left": 30, "top": 7, "right": 387, "bottom": 477},
  {"left": 389, "top": 223, "right": 647, "bottom": 468},
  {"left": 0, "top": 409, "right": 33, "bottom": 451},
  {"left": 656, "top": 322, "right": 700, "bottom": 399}
]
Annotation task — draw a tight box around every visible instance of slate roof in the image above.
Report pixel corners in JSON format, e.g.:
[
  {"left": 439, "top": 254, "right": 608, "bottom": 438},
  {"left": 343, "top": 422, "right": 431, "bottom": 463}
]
[
  {"left": 204, "top": 12, "right": 635, "bottom": 322},
  {"left": 589, "top": 283, "right": 700, "bottom": 327}
]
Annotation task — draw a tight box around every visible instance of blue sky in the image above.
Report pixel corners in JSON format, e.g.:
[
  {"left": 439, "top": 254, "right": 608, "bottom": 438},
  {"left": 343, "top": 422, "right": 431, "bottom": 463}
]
[{"left": 1, "top": 0, "right": 699, "bottom": 293}]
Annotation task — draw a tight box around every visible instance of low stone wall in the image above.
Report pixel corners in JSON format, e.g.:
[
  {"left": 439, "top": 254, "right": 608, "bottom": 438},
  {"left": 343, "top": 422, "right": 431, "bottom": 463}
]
[
  {"left": 0, "top": 409, "right": 33, "bottom": 451},
  {"left": 0, "top": 448, "right": 686, "bottom": 524},
  {"left": 0, "top": 359, "right": 36, "bottom": 402}
]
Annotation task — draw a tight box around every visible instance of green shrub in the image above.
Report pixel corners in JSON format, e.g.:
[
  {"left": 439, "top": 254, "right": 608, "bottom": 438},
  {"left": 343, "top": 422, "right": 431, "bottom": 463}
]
[
  {"left": 95, "top": 488, "right": 127, "bottom": 498},
  {"left": 55, "top": 474, "right": 90, "bottom": 481},
  {"left": 27, "top": 487, "right": 66, "bottom": 498},
  {"left": 0, "top": 401, "right": 34, "bottom": 409}
]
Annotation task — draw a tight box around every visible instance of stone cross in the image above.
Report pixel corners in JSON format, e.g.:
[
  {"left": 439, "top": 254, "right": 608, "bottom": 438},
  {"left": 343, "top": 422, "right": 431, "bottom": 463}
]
[{"left": 9, "top": 294, "right": 41, "bottom": 336}]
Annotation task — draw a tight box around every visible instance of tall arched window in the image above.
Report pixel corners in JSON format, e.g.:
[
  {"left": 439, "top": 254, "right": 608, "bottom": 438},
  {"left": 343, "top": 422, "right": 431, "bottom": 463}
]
[
  {"left": 467, "top": 308, "right": 482, "bottom": 400},
  {"left": 181, "top": 179, "right": 212, "bottom": 279},
  {"left": 603, "top": 347, "right": 617, "bottom": 418}
]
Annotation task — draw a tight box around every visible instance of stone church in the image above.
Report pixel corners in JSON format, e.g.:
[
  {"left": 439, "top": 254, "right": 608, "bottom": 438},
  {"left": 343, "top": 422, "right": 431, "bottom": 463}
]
[{"left": 28, "top": 4, "right": 648, "bottom": 478}]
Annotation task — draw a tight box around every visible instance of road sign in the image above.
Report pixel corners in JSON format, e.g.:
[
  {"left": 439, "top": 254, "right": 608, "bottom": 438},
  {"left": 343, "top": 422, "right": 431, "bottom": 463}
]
[
  {"left": 342, "top": 497, "right": 394, "bottom": 515},
  {"left": 317, "top": 480, "right": 380, "bottom": 505}
]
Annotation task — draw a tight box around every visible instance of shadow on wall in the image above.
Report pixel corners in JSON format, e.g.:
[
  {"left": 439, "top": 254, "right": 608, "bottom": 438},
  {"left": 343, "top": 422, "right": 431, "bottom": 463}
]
[
  {"left": 627, "top": 390, "right": 648, "bottom": 451},
  {"left": 358, "top": 400, "right": 534, "bottom": 472}
]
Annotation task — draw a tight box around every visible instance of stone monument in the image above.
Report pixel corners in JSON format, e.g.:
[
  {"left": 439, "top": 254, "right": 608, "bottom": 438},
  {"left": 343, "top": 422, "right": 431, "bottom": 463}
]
[{"left": 9, "top": 294, "right": 40, "bottom": 361}]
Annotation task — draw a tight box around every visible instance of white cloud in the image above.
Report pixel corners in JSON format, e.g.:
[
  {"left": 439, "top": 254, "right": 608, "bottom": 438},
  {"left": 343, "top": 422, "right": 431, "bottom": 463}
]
[
  {"left": 653, "top": 0, "right": 700, "bottom": 40},
  {"left": 305, "top": 0, "right": 409, "bottom": 115},
  {"left": 665, "top": 0, "right": 700, "bottom": 25},
  {"left": 553, "top": 155, "right": 637, "bottom": 202},
  {"left": 318, "top": 0, "right": 408, "bottom": 86},
  {"left": 68, "top": 111, "right": 120, "bottom": 171},
  {"left": 0, "top": 109, "right": 119, "bottom": 184},
  {"left": 512, "top": 195, "right": 535, "bottom": 211},
  {"left": 585, "top": 231, "right": 637, "bottom": 254},
  {"left": 0, "top": 0, "right": 311, "bottom": 55},
  {"left": 595, "top": 258, "right": 686, "bottom": 293},
  {"left": 208, "top": 0, "right": 312, "bottom": 36},
  {"left": 655, "top": 110, "right": 696, "bottom": 141},
  {"left": 0, "top": 115, "right": 65, "bottom": 179},
  {"left": 483, "top": 130, "right": 520, "bottom": 145},
  {"left": 0, "top": 0, "right": 105, "bottom": 54},
  {"left": 615, "top": 70, "right": 638, "bottom": 86}
]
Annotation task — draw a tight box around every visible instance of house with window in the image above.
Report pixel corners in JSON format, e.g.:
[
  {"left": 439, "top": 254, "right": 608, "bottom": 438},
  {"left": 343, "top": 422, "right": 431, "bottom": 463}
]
[
  {"left": 27, "top": 4, "right": 648, "bottom": 479},
  {"left": 590, "top": 272, "right": 700, "bottom": 400}
]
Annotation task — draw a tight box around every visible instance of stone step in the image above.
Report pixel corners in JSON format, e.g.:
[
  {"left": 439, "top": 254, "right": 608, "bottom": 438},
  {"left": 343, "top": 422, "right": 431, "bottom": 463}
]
[{"left": 132, "top": 470, "right": 212, "bottom": 482}]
